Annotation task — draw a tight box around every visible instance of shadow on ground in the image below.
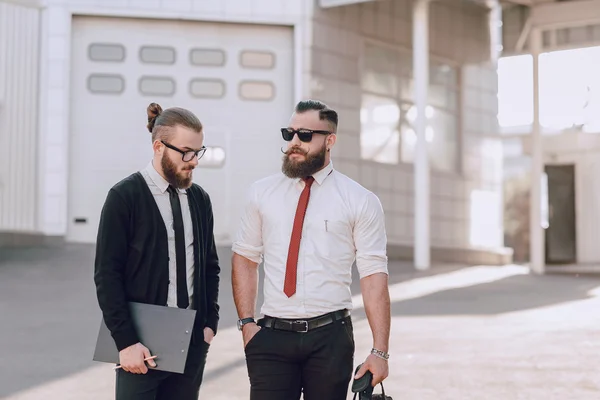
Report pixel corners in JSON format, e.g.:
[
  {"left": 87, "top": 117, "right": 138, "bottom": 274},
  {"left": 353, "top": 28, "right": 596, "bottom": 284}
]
[
  {"left": 388, "top": 273, "right": 600, "bottom": 317},
  {"left": 1, "top": 244, "right": 599, "bottom": 397}
]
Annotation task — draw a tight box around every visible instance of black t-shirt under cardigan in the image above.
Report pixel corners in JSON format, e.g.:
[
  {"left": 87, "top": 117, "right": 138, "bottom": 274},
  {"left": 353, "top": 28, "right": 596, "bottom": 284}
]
[{"left": 94, "top": 172, "right": 220, "bottom": 351}]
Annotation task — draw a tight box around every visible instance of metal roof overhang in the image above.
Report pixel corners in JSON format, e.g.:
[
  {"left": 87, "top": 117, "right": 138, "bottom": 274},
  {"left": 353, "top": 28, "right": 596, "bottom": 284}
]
[{"left": 320, "top": 0, "right": 600, "bottom": 29}]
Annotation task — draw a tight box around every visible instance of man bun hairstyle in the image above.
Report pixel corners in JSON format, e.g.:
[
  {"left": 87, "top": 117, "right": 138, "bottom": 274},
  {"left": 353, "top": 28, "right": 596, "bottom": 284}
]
[
  {"left": 294, "top": 99, "right": 338, "bottom": 132},
  {"left": 145, "top": 102, "right": 203, "bottom": 142},
  {"left": 146, "top": 102, "right": 163, "bottom": 133}
]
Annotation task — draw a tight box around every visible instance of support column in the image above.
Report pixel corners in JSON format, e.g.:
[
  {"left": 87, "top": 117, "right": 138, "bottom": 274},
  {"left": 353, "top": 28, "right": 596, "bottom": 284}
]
[
  {"left": 489, "top": 1, "right": 502, "bottom": 64},
  {"left": 413, "top": 0, "right": 430, "bottom": 270},
  {"left": 529, "top": 27, "right": 545, "bottom": 274}
]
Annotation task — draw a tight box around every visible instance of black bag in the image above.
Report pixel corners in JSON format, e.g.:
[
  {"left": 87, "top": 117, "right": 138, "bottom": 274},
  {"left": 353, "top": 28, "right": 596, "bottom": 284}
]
[{"left": 351, "top": 364, "right": 392, "bottom": 400}]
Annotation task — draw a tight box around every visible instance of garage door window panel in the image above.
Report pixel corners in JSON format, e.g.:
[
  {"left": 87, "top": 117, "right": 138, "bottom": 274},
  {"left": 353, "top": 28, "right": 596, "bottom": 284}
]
[
  {"left": 189, "top": 78, "right": 226, "bottom": 99},
  {"left": 190, "top": 48, "right": 226, "bottom": 67},
  {"left": 239, "top": 81, "right": 275, "bottom": 101},
  {"left": 139, "top": 76, "right": 176, "bottom": 97},
  {"left": 87, "top": 74, "right": 125, "bottom": 94},
  {"left": 240, "top": 50, "right": 276, "bottom": 69},
  {"left": 88, "top": 43, "right": 125, "bottom": 62},
  {"left": 140, "top": 46, "right": 176, "bottom": 65}
]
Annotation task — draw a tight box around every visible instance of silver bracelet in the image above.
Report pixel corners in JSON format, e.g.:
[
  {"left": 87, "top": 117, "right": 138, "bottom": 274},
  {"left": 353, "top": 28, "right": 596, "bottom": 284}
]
[{"left": 371, "top": 348, "right": 389, "bottom": 360}]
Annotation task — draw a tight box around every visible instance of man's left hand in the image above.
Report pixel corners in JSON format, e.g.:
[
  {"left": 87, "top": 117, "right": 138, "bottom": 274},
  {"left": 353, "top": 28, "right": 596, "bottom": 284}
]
[
  {"left": 354, "top": 353, "right": 389, "bottom": 386},
  {"left": 203, "top": 327, "right": 215, "bottom": 345}
]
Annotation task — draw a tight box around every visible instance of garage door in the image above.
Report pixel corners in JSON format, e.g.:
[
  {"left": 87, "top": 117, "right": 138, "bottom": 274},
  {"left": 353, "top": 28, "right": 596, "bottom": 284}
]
[{"left": 68, "top": 16, "right": 294, "bottom": 244}]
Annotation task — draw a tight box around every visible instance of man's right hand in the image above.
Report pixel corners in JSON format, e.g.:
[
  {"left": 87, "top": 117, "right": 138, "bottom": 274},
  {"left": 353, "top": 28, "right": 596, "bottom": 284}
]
[
  {"left": 118, "top": 342, "right": 156, "bottom": 374},
  {"left": 242, "top": 323, "right": 261, "bottom": 348}
]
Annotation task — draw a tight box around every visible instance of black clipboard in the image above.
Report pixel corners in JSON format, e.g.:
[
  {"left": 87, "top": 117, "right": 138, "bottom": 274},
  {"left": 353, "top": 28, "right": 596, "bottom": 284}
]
[{"left": 93, "top": 302, "right": 197, "bottom": 374}]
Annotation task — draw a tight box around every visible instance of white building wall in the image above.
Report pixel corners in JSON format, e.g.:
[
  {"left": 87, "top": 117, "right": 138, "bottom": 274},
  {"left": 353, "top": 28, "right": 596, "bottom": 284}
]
[
  {"left": 576, "top": 155, "right": 600, "bottom": 264},
  {"left": 307, "top": 0, "right": 506, "bottom": 262},
  {"left": 34, "top": 0, "right": 311, "bottom": 237},
  {"left": 0, "top": 1, "right": 40, "bottom": 233},
  {"left": 462, "top": 65, "right": 504, "bottom": 253},
  {"left": 541, "top": 134, "right": 600, "bottom": 264},
  {"left": 4, "top": 0, "right": 507, "bottom": 263}
]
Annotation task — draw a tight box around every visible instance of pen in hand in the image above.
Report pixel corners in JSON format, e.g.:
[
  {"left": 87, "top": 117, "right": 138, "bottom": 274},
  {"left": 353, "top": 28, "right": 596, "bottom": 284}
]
[{"left": 113, "top": 355, "right": 158, "bottom": 370}]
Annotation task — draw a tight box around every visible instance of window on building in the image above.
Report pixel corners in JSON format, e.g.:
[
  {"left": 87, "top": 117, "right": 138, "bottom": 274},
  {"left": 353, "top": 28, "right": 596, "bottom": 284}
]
[
  {"left": 360, "top": 94, "right": 401, "bottom": 164},
  {"left": 198, "top": 146, "right": 226, "bottom": 168},
  {"left": 360, "top": 41, "right": 460, "bottom": 172}
]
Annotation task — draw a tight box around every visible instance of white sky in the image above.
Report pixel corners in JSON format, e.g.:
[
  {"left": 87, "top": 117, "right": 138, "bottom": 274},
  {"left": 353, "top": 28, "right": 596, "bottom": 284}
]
[{"left": 498, "top": 45, "right": 600, "bottom": 133}]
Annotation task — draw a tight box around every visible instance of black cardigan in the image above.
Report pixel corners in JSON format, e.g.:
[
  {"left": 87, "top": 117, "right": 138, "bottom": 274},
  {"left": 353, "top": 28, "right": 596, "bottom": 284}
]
[{"left": 94, "top": 172, "right": 220, "bottom": 351}]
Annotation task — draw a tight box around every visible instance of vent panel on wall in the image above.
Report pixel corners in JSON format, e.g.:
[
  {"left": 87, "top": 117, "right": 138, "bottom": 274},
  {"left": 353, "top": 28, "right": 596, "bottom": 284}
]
[{"left": 0, "top": 2, "right": 40, "bottom": 232}]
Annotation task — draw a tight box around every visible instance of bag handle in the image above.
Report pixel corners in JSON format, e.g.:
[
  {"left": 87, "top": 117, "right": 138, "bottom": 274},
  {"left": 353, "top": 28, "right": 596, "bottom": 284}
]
[{"left": 352, "top": 382, "right": 387, "bottom": 399}]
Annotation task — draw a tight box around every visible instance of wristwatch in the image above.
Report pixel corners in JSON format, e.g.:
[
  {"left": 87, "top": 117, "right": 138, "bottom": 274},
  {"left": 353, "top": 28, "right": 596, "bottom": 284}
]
[{"left": 237, "top": 317, "right": 256, "bottom": 331}]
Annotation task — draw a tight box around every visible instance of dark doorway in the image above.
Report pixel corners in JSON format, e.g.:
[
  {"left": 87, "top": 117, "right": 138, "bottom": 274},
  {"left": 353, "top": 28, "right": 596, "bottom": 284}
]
[{"left": 545, "top": 164, "right": 577, "bottom": 264}]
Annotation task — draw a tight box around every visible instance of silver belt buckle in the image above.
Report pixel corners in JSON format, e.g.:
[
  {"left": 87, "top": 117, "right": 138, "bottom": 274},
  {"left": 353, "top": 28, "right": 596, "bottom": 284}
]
[{"left": 294, "top": 320, "right": 309, "bottom": 333}]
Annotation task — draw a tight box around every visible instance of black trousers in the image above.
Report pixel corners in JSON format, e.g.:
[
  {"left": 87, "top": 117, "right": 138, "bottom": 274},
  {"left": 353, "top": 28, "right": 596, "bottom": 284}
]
[
  {"left": 115, "top": 339, "right": 210, "bottom": 400},
  {"left": 244, "top": 312, "right": 355, "bottom": 400}
]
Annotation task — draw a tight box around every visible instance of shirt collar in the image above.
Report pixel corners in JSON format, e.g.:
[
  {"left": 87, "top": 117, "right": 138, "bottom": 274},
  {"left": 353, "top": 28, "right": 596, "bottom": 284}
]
[
  {"left": 295, "top": 160, "right": 334, "bottom": 186},
  {"left": 145, "top": 161, "right": 186, "bottom": 194}
]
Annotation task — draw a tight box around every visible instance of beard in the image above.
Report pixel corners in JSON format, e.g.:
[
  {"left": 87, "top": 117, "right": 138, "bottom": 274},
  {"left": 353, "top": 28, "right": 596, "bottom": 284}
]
[
  {"left": 161, "top": 152, "right": 194, "bottom": 189},
  {"left": 282, "top": 143, "right": 327, "bottom": 179}
]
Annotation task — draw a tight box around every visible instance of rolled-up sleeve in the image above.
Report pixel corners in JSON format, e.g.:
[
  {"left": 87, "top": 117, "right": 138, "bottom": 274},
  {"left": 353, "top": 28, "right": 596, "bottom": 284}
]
[
  {"left": 354, "top": 191, "right": 388, "bottom": 278},
  {"left": 232, "top": 184, "right": 264, "bottom": 264}
]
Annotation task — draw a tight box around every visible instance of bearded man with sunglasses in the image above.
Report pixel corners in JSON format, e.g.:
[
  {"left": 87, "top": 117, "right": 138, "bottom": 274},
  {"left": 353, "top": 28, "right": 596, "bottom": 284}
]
[
  {"left": 94, "top": 103, "right": 220, "bottom": 399},
  {"left": 232, "top": 99, "right": 391, "bottom": 400}
]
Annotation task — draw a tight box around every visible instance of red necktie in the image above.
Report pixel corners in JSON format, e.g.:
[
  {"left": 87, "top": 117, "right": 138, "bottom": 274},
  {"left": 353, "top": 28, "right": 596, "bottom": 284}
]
[{"left": 284, "top": 176, "right": 315, "bottom": 297}]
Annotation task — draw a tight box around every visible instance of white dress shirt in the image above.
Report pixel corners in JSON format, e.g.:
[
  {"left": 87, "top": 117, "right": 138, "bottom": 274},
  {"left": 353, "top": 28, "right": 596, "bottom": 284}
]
[
  {"left": 141, "top": 162, "right": 195, "bottom": 309},
  {"left": 232, "top": 161, "right": 388, "bottom": 319}
]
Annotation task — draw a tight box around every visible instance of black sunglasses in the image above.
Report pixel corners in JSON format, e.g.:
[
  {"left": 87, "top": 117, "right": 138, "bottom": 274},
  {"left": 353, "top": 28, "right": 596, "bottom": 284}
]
[
  {"left": 161, "top": 140, "right": 206, "bottom": 162},
  {"left": 281, "top": 128, "right": 332, "bottom": 143}
]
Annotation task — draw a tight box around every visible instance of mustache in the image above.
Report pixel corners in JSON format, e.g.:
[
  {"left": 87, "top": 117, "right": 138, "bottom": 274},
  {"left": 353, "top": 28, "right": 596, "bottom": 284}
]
[{"left": 281, "top": 146, "right": 307, "bottom": 156}]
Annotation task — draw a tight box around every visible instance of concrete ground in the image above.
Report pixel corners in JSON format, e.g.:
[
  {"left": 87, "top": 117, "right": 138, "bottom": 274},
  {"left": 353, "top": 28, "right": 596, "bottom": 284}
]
[{"left": 2, "top": 244, "right": 600, "bottom": 399}]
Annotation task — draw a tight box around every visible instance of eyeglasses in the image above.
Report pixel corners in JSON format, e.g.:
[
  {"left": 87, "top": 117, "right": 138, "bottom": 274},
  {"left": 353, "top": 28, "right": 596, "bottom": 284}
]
[
  {"left": 281, "top": 128, "right": 332, "bottom": 143},
  {"left": 161, "top": 140, "right": 206, "bottom": 162}
]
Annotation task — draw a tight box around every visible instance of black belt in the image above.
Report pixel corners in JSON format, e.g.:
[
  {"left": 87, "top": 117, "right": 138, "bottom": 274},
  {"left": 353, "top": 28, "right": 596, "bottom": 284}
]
[{"left": 258, "top": 309, "right": 350, "bottom": 333}]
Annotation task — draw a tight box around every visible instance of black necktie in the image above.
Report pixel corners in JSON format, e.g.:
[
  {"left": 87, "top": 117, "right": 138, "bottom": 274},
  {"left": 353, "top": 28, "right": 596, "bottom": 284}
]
[{"left": 167, "top": 185, "right": 189, "bottom": 309}]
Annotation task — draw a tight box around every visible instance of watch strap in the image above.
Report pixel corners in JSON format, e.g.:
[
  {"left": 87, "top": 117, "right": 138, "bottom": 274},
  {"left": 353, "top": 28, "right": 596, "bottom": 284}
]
[{"left": 238, "top": 317, "right": 256, "bottom": 329}]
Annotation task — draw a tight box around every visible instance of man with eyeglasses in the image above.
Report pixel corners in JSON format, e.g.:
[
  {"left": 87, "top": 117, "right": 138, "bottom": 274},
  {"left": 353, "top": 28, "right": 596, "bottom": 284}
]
[
  {"left": 94, "top": 102, "right": 220, "bottom": 399},
  {"left": 232, "top": 99, "right": 391, "bottom": 399}
]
